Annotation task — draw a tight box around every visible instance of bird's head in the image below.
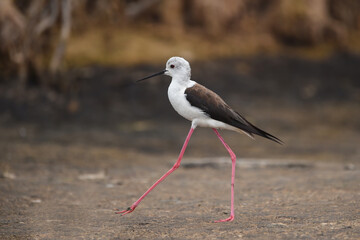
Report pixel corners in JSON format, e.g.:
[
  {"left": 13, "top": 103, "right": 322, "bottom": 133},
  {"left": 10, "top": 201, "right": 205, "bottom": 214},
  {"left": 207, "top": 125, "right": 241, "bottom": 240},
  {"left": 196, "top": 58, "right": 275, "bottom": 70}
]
[
  {"left": 137, "top": 56, "right": 191, "bottom": 83},
  {"left": 165, "top": 57, "right": 191, "bottom": 80}
]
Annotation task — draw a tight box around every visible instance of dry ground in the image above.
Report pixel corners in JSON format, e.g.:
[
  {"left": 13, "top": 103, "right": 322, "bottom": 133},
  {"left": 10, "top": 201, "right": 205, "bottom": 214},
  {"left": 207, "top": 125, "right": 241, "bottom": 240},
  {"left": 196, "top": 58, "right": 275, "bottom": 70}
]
[{"left": 1, "top": 126, "right": 359, "bottom": 239}]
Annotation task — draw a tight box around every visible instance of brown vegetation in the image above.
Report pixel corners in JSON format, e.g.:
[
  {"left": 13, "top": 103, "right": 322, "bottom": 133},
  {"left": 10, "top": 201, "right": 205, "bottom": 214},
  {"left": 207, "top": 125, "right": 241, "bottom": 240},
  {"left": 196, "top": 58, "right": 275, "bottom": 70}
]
[{"left": 0, "top": 0, "right": 360, "bottom": 87}]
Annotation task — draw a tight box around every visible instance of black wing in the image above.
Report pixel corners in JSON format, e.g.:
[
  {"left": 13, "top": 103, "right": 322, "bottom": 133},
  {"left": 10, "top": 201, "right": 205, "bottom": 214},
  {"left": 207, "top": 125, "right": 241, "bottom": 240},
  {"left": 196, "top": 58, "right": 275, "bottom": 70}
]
[{"left": 185, "top": 84, "right": 283, "bottom": 144}]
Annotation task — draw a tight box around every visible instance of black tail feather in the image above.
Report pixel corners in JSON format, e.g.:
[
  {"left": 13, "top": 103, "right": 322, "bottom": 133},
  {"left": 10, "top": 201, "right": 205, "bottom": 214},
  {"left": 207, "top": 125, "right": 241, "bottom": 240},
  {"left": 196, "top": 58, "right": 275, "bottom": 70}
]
[{"left": 247, "top": 121, "right": 283, "bottom": 144}]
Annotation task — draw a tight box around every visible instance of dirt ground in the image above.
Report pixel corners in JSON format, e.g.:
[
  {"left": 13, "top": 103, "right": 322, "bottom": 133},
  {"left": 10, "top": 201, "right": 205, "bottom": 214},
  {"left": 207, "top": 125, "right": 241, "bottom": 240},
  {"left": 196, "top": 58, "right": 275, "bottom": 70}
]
[{"left": 1, "top": 55, "right": 360, "bottom": 239}]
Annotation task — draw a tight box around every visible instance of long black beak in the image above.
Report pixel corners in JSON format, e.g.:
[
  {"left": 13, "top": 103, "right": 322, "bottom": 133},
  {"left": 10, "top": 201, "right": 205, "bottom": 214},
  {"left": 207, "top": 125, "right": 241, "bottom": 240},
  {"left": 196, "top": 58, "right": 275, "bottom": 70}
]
[{"left": 137, "top": 70, "right": 167, "bottom": 82}]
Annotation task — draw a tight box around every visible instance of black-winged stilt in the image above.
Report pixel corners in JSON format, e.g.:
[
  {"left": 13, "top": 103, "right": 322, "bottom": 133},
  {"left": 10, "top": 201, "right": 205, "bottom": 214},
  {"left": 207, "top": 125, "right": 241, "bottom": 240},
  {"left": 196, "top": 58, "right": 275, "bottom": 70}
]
[{"left": 116, "top": 57, "right": 282, "bottom": 222}]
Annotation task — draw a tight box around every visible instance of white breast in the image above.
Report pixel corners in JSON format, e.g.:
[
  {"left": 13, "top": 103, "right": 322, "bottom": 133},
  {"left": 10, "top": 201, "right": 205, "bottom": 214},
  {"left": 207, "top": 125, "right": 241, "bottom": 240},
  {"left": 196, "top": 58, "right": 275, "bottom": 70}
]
[{"left": 168, "top": 80, "right": 207, "bottom": 122}]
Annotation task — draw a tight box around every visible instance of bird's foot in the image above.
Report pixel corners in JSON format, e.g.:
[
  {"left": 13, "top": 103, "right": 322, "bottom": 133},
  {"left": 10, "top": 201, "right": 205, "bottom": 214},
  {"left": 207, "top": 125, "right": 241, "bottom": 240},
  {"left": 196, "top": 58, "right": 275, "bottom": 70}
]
[
  {"left": 214, "top": 215, "right": 234, "bottom": 223},
  {"left": 115, "top": 205, "right": 136, "bottom": 216}
]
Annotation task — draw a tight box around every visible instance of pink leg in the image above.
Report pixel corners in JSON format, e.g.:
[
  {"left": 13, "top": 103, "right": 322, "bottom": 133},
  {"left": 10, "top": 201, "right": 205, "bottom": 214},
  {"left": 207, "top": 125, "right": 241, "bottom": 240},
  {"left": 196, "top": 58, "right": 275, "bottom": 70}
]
[
  {"left": 212, "top": 128, "right": 236, "bottom": 222},
  {"left": 115, "top": 127, "right": 195, "bottom": 215}
]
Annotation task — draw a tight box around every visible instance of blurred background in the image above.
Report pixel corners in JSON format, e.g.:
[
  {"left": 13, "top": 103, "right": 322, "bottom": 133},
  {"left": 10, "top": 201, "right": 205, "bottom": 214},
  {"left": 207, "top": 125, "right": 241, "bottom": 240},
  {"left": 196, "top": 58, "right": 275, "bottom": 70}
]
[{"left": 0, "top": 0, "right": 360, "bottom": 161}]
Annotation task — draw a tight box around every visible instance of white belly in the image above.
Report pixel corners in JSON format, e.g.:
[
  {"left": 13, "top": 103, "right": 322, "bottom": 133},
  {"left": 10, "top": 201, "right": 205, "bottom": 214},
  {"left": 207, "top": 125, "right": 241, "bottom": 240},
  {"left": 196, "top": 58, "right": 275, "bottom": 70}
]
[{"left": 168, "top": 80, "right": 206, "bottom": 121}]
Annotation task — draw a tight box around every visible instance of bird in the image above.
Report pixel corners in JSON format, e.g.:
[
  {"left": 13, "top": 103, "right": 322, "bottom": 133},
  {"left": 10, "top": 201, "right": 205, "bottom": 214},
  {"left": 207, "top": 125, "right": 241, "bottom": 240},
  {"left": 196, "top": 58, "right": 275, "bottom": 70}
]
[{"left": 115, "top": 56, "right": 282, "bottom": 222}]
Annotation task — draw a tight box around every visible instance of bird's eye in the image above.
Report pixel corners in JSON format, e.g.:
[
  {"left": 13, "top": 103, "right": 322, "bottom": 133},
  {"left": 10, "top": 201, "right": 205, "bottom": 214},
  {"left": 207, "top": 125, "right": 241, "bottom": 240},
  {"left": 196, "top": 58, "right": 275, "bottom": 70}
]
[{"left": 170, "top": 64, "right": 175, "bottom": 69}]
